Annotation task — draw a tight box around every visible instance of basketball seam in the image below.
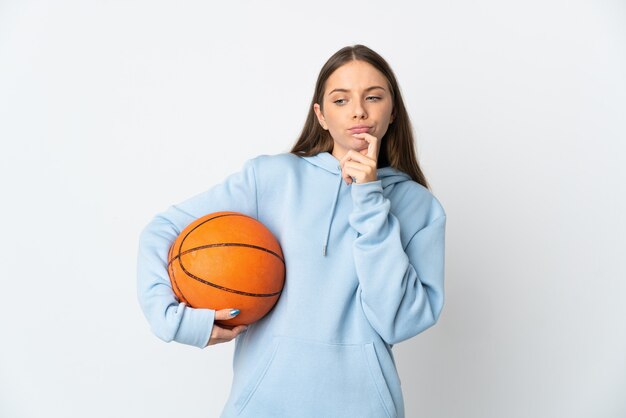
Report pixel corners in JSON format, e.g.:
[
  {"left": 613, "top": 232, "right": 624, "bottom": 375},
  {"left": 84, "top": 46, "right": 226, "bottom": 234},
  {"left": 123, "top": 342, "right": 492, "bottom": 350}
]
[
  {"left": 176, "top": 265, "right": 282, "bottom": 298},
  {"left": 168, "top": 242, "right": 285, "bottom": 265},
  {"left": 168, "top": 243, "right": 190, "bottom": 305}
]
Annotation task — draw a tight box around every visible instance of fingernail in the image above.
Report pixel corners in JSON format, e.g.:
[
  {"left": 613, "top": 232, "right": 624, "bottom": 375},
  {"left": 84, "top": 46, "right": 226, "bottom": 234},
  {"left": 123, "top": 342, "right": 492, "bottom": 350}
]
[{"left": 229, "top": 309, "right": 240, "bottom": 317}]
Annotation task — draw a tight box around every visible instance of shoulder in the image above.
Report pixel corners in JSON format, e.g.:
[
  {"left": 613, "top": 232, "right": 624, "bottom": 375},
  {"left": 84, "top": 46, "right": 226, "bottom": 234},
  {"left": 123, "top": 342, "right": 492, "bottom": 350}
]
[
  {"left": 402, "top": 181, "right": 444, "bottom": 216},
  {"left": 247, "top": 152, "right": 302, "bottom": 171},
  {"left": 387, "top": 179, "right": 446, "bottom": 229},
  {"left": 242, "top": 153, "right": 305, "bottom": 189}
]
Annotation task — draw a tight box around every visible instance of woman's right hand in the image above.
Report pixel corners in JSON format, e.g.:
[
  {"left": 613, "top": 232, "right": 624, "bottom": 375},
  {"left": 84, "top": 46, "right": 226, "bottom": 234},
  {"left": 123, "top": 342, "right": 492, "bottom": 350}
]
[{"left": 207, "top": 309, "right": 248, "bottom": 346}]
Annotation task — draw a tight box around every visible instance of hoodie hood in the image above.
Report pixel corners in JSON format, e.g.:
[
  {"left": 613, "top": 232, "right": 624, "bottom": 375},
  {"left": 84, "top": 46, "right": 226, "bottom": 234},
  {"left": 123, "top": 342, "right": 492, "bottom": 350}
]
[{"left": 301, "top": 152, "right": 412, "bottom": 256}]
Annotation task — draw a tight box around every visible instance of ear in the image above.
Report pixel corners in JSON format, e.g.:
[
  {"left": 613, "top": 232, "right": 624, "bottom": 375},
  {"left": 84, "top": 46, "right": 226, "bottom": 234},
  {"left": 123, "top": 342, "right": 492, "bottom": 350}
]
[{"left": 313, "top": 103, "right": 328, "bottom": 130}]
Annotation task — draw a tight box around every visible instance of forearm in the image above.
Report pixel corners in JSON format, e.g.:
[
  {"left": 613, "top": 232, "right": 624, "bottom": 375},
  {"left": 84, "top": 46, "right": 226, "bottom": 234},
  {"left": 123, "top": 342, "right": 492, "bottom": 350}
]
[
  {"left": 137, "top": 211, "right": 215, "bottom": 348},
  {"left": 349, "top": 181, "right": 446, "bottom": 344}
]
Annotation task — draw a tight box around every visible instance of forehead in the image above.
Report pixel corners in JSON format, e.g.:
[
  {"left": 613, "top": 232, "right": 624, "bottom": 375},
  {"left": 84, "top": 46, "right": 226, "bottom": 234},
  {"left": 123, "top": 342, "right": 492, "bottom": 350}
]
[{"left": 325, "top": 60, "right": 388, "bottom": 93}]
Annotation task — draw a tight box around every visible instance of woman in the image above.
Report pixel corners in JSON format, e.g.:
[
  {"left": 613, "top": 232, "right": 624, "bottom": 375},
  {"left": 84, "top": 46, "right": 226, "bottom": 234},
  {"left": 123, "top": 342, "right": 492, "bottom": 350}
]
[{"left": 137, "top": 44, "right": 446, "bottom": 418}]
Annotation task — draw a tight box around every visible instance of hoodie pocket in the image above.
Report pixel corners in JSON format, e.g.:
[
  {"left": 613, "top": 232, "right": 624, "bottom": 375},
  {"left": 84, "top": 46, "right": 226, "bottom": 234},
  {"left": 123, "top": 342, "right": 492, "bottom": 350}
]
[{"left": 234, "top": 336, "right": 397, "bottom": 418}]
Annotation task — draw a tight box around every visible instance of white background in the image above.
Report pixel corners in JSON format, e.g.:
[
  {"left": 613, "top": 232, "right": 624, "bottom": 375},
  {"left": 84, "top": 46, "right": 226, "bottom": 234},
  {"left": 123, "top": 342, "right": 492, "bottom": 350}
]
[{"left": 1, "top": 1, "right": 625, "bottom": 417}]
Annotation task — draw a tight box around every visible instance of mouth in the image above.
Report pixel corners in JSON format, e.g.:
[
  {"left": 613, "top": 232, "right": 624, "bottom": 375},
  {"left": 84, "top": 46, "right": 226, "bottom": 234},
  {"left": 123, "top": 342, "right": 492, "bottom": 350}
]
[{"left": 348, "top": 125, "right": 373, "bottom": 134}]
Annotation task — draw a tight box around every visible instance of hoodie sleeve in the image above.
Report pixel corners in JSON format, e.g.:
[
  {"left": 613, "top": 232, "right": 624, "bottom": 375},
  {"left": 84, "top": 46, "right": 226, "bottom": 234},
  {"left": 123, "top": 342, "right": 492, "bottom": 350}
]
[
  {"left": 136, "top": 158, "right": 258, "bottom": 348},
  {"left": 348, "top": 180, "right": 446, "bottom": 345}
]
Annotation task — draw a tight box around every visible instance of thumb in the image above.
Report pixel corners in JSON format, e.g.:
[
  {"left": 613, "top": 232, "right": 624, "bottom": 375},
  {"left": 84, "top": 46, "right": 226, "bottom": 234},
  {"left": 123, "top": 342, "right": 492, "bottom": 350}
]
[{"left": 214, "top": 308, "right": 241, "bottom": 321}]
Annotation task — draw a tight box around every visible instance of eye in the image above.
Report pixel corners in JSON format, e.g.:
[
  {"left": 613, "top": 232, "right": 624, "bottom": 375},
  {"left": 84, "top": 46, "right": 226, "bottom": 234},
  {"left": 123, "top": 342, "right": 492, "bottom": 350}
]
[
  {"left": 333, "top": 99, "right": 347, "bottom": 105},
  {"left": 366, "top": 96, "right": 381, "bottom": 101}
]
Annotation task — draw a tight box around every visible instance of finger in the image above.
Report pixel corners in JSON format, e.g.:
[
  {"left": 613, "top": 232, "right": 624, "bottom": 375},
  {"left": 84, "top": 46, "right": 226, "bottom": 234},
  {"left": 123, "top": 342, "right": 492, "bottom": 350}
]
[
  {"left": 340, "top": 146, "right": 378, "bottom": 185},
  {"left": 341, "top": 161, "right": 358, "bottom": 185},
  {"left": 342, "top": 164, "right": 369, "bottom": 184},
  {"left": 339, "top": 152, "right": 354, "bottom": 184},
  {"left": 340, "top": 152, "right": 375, "bottom": 182},
  {"left": 339, "top": 150, "right": 376, "bottom": 170},
  {"left": 209, "top": 324, "right": 248, "bottom": 345},
  {"left": 341, "top": 154, "right": 376, "bottom": 172},
  {"left": 216, "top": 325, "right": 247, "bottom": 340},
  {"left": 232, "top": 325, "right": 248, "bottom": 336},
  {"left": 340, "top": 147, "right": 376, "bottom": 169},
  {"left": 342, "top": 167, "right": 353, "bottom": 185},
  {"left": 351, "top": 132, "right": 379, "bottom": 160},
  {"left": 214, "top": 308, "right": 241, "bottom": 321},
  {"left": 339, "top": 149, "right": 363, "bottom": 166},
  {"left": 343, "top": 162, "right": 367, "bottom": 177}
]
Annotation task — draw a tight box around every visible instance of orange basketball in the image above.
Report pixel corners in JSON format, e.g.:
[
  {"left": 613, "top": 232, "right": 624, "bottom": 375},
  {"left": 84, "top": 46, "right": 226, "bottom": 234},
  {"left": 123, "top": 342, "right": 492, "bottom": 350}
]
[{"left": 167, "top": 211, "right": 285, "bottom": 327}]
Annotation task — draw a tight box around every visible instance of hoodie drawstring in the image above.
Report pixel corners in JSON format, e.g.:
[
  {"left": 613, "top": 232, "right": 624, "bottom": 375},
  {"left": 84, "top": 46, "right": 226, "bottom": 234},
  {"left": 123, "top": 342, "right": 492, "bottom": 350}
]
[{"left": 322, "top": 174, "right": 343, "bottom": 256}]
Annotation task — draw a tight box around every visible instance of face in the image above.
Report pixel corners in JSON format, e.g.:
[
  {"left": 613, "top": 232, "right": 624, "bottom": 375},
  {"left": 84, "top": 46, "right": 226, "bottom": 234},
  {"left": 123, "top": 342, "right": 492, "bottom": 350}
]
[{"left": 313, "top": 60, "right": 394, "bottom": 160}]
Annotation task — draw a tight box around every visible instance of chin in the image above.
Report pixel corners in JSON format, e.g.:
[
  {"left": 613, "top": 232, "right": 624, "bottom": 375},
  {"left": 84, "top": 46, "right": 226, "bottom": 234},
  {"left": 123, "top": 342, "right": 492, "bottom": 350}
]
[{"left": 352, "top": 138, "right": 368, "bottom": 148}]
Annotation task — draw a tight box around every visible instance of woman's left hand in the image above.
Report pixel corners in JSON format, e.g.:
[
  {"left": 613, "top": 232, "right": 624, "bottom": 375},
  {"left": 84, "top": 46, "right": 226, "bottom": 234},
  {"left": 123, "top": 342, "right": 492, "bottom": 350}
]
[{"left": 339, "top": 132, "right": 380, "bottom": 185}]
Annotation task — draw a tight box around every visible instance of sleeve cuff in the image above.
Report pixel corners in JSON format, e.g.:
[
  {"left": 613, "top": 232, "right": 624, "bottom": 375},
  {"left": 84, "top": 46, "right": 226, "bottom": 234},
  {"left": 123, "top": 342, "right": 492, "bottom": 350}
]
[
  {"left": 173, "top": 305, "right": 215, "bottom": 348},
  {"left": 350, "top": 180, "right": 384, "bottom": 210}
]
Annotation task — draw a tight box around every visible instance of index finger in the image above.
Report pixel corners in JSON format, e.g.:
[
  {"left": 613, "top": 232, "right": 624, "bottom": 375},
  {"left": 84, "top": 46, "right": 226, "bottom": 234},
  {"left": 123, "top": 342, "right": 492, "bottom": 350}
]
[{"left": 353, "top": 132, "right": 379, "bottom": 160}]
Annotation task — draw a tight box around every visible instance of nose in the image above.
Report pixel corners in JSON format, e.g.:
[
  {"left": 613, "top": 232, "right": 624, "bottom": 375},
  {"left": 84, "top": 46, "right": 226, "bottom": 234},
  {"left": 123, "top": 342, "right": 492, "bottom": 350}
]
[{"left": 352, "top": 100, "right": 367, "bottom": 119}]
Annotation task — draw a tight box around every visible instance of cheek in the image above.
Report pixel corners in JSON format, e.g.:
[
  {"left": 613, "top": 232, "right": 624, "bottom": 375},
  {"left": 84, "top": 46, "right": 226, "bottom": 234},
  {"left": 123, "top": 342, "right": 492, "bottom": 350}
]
[
  {"left": 323, "top": 110, "right": 340, "bottom": 129},
  {"left": 383, "top": 104, "right": 394, "bottom": 122},
  {"left": 377, "top": 111, "right": 392, "bottom": 129}
]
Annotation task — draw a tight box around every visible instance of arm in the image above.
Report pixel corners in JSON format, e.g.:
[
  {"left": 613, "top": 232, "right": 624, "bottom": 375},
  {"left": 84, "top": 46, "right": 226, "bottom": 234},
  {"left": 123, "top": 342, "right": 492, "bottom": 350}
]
[
  {"left": 349, "top": 181, "right": 446, "bottom": 345},
  {"left": 136, "top": 159, "right": 258, "bottom": 348}
]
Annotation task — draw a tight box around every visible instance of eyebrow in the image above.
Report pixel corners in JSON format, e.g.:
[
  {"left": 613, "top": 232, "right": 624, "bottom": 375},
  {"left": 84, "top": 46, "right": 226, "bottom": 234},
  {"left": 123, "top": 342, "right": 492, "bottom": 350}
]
[{"left": 327, "top": 86, "right": 386, "bottom": 95}]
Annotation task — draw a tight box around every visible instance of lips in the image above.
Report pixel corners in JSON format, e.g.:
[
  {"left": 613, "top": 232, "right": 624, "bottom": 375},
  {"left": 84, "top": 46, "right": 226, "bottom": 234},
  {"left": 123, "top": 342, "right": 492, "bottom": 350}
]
[{"left": 348, "top": 126, "right": 372, "bottom": 134}]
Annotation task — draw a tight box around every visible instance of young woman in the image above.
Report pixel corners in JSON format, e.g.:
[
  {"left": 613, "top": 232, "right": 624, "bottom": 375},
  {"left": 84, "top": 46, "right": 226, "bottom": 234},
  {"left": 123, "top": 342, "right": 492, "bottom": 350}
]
[{"left": 137, "top": 44, "right": 446, "bottom": 418}]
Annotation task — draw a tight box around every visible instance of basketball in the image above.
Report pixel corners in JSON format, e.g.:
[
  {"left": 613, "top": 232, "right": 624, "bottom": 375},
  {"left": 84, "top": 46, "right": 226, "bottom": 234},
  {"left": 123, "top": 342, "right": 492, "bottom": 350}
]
[{"left": 167, "top": 211, "right": 285, "bottom": 327}]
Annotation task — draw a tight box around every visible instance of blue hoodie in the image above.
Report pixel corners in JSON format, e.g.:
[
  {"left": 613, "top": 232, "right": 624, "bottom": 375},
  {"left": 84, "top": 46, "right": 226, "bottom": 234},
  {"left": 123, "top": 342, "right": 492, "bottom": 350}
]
[{"left": 137, "top": 151, "right": 446, "bottom": 418}]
